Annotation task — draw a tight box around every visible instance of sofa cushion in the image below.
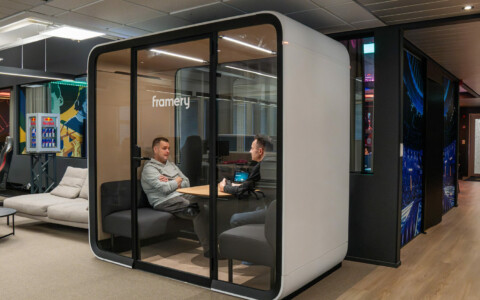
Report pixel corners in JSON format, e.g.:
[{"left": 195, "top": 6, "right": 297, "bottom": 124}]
[
  {"left": 3, "top": 194, "right": 75, "bottom": 217},
  {"left": 103, "top": 208, "right": 191, "bottom": 239},
  {"left": 47, "top": 200, "right": 88, "bottom": 224},
  {"left": 79, "top": 175, "right": 89, "bottom": 200},
  {"left": 51, "top": 167, "right": 87, "bottom": 198}
]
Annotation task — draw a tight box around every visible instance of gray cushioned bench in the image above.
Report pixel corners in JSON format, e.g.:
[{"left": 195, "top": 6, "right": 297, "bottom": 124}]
[{"left": 101, "top": 180, "right": 191, "bottom": 241}]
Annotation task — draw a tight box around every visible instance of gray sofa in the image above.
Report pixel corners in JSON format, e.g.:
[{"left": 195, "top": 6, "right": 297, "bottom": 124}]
[{"left": 3, "top": 167, "right": 89, "bottom": 229}]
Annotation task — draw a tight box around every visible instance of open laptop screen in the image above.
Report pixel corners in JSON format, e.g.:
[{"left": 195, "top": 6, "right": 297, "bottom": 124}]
[{"left": 233, "top": 171, "right": 249, "bottom": 183}]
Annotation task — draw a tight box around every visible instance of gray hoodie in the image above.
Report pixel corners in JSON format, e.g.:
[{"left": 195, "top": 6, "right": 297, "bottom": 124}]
[{"left": 141, "top": 158, "right": 190, "bottom": 208}]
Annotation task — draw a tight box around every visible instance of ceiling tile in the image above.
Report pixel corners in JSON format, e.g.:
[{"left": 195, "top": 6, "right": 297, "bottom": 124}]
[
  {"left": 319, "top": 24, "right": 357, "bottom": 34},
  {"left": 129, "top": 15, "right": 192, "bottom": 32},
  {"left": 172, "top": 2, "right": 243, "bottom": 24},
  {"left": 125, "top": 0, "right": 221, "bottom": 14},
  {"left": 108, "top": 25, "right": 151, "bottom": 37},
  {"left": 0, "top": 0, "right": 31, "bottom": 10},
  {"left": 54, "top": 11, "right": 120, "bottom": 31},
  {"left": 324, "top": 2, "right": 378, "bottom": 24},
  {"left": 47, "top": 0, "right": 103, "bottom": 11},
  {"left": 351, "top": 18, "right": 385, "bottom": 29},
  {"left": 311, "top": 0, "right": 352, "bottom": 8},
  {"left": 30, "top": 4, "right": 66, "bottom": 16},
  {"left": 224, "top": 0, "right": 318, "bottom": 14},
  {"left": 74, "top": 0, "right": 165, "bottom": 24},
  {"left": 287, "top": 8, "right": 348, "bottom": 31},
  {"left": 15, "top": 0, "right": 46, "bottom": 6}
]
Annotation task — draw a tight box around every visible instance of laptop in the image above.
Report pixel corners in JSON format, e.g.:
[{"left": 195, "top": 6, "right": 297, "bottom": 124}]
[{"left": 233, "top": 170, "right": 249, "bottom": 183}]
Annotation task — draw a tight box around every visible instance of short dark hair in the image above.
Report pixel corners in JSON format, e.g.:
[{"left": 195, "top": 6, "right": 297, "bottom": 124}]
[
  {"left": 152, "top": 137, "right": 169, "bottom": 150},
  {"left": 254, "top": 134, "right": 272, "bottom": 151}
]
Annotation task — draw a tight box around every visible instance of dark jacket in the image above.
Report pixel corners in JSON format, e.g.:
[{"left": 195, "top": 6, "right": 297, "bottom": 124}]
[{"left": 224, "top": 161, "right": 261, "bottom": 198}]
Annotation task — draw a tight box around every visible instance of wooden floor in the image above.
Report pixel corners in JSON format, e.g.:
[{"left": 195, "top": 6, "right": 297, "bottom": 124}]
[{"left": 296, "top": 180, "right": 480, "bottom": 299}]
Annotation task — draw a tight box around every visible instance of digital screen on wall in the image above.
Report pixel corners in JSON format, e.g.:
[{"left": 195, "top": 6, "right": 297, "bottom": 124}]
[
  {"left": 50, "top": 81, "right": 87, "bottom": 158},
  {"left": 18, "top": 80, "right": 87, "bottom": 157},
  {"left": 0, "top": 89, "right": 10, "bottom": 142},
  {"left": 401, "top": 50, "right": 425, "bottom": 247},
  {"left": 443, "top": 77, "right": 456, "bottom": 213}
]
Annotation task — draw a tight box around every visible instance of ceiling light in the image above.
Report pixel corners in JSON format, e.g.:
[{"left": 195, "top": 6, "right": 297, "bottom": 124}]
[
  {"left": 42, "top": 26, "right": 104, "bottom": 40},
  {"left": 463, "top": 5, "right": 473, "bottom": 10},
  {"left": 150, "top": 49, "right": 208, "bottom": 63},
  {"left": 225, "top": 66, "right": 277, "bottom": 79},
  {"left": 0, "top": 58, "right": 3, "bottom": 62},
  {"left": 219, "top": 36, "right": 276, "bottom": 55},
  {"left": 0, "top": 71, "right": 72, "bottom": 81},
  {"left": 0, "top": 18, "right": 51, "bottom": 34}
]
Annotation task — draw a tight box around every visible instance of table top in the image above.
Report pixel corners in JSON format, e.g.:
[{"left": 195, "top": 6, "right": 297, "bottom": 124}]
[
  {"left": 0, "top": 207, "right": 16, "bottom": 217},
  {"left": 177, "top": 185, "right": 231, "bottom": 197}
]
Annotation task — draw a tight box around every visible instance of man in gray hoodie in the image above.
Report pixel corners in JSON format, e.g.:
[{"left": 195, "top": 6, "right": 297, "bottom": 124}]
[{"left": 141, "top": 137, "right": 209, "bottom": 255}]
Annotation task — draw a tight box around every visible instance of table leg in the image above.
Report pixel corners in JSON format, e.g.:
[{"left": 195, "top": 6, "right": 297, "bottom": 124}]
[
  {"left": 12, "top": 215, "right": 15, "bottom": 235},
  {"left": 7, "top": 215, "right": 9, "bottom": 226}
]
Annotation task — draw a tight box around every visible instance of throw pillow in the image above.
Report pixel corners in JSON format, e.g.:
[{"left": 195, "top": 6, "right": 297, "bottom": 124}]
[{"left": 51, "top": 167, "right": 88, "bottom": 199}]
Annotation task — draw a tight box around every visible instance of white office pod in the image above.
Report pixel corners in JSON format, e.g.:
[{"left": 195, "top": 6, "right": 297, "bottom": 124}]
[{"left": 88, "top": 11, "right": 349, "bottom": 299}]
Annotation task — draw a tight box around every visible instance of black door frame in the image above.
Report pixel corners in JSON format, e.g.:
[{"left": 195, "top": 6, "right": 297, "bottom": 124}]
[{"left": 89, "top": 13, "right": 283, "bottom": 300}]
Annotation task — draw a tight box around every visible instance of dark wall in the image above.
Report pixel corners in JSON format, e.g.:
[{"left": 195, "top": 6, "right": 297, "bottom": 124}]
[
  {"left": 459, "top": 107, "right": 480, "bottom": 177},
  {"left": 423, "top": 75, "right": 444, "bottom": 229},
  {"left": 346, "top": 27, "right": 403, "bottom": 267},
  {"left": 2, "top": 37, "right": 108, "bottom": 186}
]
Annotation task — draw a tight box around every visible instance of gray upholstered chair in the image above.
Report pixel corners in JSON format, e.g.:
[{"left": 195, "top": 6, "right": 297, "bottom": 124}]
[{"left": 218, "top": 200, "right": 277, "bottom": 286}]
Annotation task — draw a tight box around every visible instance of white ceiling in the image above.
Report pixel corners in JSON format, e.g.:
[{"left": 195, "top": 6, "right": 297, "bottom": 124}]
[
  {"left": 1, "top": 0, "right": 480, "bottom": 102},
  {"left": 0, "top": 0, "right": 384, "bottom": 46}
]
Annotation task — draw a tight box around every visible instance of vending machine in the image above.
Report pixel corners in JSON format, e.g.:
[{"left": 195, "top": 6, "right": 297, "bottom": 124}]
[{"left": 26, "top": 113, "right": 61, "bottom": 153}]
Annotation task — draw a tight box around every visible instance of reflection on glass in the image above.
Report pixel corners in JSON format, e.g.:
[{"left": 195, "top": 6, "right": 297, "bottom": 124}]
[
  {"left": 136, "top": 39, "right": 211, "bottom": 278},
  {"left": 341, "top": 37, "right": 375, "bottom": 173},
  {"left": 216, "top": 24, "right": 278, "bottom": 291},
  {"left": 95, "top": 49, "right": 132, "bottom": 257}
]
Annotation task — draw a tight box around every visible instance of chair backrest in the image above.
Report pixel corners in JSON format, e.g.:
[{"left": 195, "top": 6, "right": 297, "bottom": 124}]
[
  {"left": 100, "top": 180, "right": 152, "bottom": 219},
  {"left": 179, "top": 135, "right": 202, "bottom": 186},
  {"left": 264, "top": 200, "right": 277, "bottom": 250},
  {"left": 0, "top": 136, "right": 13, "bottom": 186}
]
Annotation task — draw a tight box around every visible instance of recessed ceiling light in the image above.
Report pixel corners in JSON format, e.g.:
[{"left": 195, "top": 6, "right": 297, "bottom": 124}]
[
  {"left": 42, "top": 26, "right": 104, "bottom": 40},
  {"left": 0, "top": 58, "right": 3, "bottom": 62},
  {"left": 463, "top": 5, "right": 473, "bottom": 10}
]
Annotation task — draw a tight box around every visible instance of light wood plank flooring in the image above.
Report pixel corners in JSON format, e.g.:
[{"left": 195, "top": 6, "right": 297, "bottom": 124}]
[{"left": 296, "top": 180, "right": 480, "bottom": 299}]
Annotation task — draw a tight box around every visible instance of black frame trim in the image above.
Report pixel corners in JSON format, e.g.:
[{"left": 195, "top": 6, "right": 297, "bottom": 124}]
[{"left": 88, "top": 13, "right": 283, "bottom": 300}]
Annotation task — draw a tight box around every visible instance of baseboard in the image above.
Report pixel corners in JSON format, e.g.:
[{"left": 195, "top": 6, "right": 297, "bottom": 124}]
[{"left": 345, "top": 255, "right": 401, "bottom": 268}]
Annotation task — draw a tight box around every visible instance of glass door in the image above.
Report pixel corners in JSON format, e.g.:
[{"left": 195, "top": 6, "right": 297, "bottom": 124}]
[
  {"left": 133, "top": 37, "right": 212, "bottom": 280},
  {"left": 215, "top": 24, "right": 279, "bottom": 291}
]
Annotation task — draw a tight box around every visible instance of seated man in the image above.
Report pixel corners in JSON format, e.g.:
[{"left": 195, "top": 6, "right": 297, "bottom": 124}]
[
  {"left": 141, "top": 136, "right": 209, "bottom": 255},
  {"left": 219, "top": 134, "right": 270, "bottom": 227}
]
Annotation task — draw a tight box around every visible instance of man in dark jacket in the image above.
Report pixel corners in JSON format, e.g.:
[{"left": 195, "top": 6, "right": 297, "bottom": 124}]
[{"left": 219, "top": 135, "right": 270, "bottom": 227}]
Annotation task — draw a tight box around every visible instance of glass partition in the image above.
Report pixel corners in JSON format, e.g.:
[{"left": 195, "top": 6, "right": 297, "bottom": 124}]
[
  {"left": 216, "top": 24, "right": 278, "bottom": 290},
  {"left": 340, "top": 37, "right": 375, "bottom": 173},
  {"left": 136, "top": 39, "right": 211, "bottom": 277},
  {"left": 95, "top": 49, "right": 132, "bottom": 256}
]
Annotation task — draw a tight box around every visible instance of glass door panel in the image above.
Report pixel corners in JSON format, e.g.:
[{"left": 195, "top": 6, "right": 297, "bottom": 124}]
[
  {"left": 135, "top": 39, "right": 211, "bottom": 277},
  {"left": 216, "top": 24, "right": 278, "bottom": 290},
  {"left": 95, "top": 49, "right": 132, "bottom": 257}
]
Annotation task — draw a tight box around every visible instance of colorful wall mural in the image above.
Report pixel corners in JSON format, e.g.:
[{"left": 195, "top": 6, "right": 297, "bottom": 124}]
[
  {"left": 18, "top": 81, "right": 87, "bottom": 157},
  {"left": 401, "top": 50, "right": 425, "bottom": 246}
]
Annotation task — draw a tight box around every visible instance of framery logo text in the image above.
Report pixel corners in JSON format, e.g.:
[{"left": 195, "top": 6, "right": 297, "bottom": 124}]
[{"left": 152, "top": 95, "right": 190, "bottom": 109}]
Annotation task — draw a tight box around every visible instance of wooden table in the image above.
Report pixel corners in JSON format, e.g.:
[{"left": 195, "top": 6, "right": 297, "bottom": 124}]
[{"left": 177, "top": 185, "right": 231, "bottom": 198}]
